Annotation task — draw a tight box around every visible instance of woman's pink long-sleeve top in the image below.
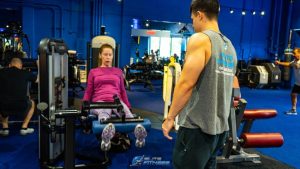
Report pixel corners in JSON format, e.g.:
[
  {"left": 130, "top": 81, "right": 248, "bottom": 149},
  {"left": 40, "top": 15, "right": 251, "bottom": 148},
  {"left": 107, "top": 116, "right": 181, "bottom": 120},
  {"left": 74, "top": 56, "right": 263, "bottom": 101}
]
[{"left": 83, "top": 67, "right": 131, "bottom": 108}]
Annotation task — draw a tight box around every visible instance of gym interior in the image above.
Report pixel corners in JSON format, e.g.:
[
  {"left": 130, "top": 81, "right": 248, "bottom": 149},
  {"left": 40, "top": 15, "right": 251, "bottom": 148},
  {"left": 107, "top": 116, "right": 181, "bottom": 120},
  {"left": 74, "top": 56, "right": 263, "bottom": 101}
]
[{"left": 0, "top": 0, "right": 300, "bottom": 168}]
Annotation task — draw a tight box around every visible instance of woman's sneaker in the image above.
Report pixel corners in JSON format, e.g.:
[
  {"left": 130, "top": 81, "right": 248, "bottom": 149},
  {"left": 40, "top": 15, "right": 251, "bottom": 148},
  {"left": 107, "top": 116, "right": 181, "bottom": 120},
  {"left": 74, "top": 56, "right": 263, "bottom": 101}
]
[
  {"left": 20, "top": 128, "right": 34, "bottom": 135},
  {"left": 0, "top": 128, "right": 9, "bottom": 136},
  {"left": 285, "top": 109, "right": 298, "bottom": 115},
  {"left": 101, "top": 123, "right": 116, "bottom": 151},
  {"left": 134, "top": 124, "right": 147, "bottom": 148}
]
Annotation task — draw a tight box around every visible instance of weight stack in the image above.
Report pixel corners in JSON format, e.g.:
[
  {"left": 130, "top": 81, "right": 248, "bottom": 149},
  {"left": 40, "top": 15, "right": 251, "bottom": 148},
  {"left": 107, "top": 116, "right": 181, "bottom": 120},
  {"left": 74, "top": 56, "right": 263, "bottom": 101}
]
[
  {"left": 263, "top": 63, "right": 281, "bottom": 84},
  {"left": 248, "top": 65, "right": 269, "bottom": 85}
]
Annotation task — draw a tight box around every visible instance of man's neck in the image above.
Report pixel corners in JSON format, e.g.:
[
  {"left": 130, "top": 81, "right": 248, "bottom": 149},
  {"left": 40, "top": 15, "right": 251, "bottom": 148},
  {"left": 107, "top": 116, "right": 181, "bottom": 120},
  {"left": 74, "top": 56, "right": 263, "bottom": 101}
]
[
  {"left": 9, "top": 65, "right": 21, "bottom": 69},
  {"left": 201, "top": 21, "right": 220, "bottom": 33}
]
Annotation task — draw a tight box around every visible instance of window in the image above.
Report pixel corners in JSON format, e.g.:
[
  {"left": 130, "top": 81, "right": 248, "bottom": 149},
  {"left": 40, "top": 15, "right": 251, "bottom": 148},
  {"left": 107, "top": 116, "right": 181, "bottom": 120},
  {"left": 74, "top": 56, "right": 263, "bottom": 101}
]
[
  {"left": 171, "top": 37, "right": 182, "bottom": 59},
  {"left": 160, "top": 37, "right": 171, "bottom": 58},
  {"left": 149, "top": 36, "right": 184, "bottom": 59},
  {"left": 149, "top": 37, "right": 160, "bottom": 53}
]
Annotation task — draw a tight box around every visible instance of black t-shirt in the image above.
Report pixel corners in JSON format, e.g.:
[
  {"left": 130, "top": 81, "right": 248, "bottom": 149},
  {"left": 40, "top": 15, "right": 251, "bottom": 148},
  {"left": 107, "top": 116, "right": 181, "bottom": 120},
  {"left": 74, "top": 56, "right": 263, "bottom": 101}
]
[{"left": 0, "top": 66, "right": 36, "bottom": 102}]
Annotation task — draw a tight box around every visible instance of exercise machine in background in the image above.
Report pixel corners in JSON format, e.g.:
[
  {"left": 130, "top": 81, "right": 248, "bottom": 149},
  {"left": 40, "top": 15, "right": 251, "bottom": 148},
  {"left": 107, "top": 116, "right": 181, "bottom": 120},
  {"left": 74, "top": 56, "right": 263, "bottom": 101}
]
[
  {"left": 38, "top": 38, "right": 111, "bottom": 169},
  {"left": 124, "top": 48, "right": 164, "bottom": 91},
  {"left": 68, "top": 50, "right": 85, "bottom": 97},
  {"left": 247, "top": 65, "right": 269, "bottom": 88},
  {"left": 0, "top": 21, "right": 32, "bottom": 62},
  {"left": 38, "top": 38, "right": 84, "bottom": 169},
  {"left": 237, "top": 61, "right": 281, "bottom": 88},
  {"left": 86, "top": 26, "right": 119, "bottom": 77},
  {"left": 37, "top": 38, "right": 151, "bottom": 169},
  {"left": 217, "top": 87, "right": 284, "bottom": 164},
  {"left": 163, "top": 56, "right": 181, "bottom": 130}
]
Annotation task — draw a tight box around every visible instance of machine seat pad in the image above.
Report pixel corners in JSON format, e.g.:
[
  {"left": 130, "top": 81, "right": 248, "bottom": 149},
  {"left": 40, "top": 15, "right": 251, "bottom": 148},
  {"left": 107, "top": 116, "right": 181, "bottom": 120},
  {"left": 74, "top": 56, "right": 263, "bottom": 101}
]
[
  {"left": 92, "top": 118, "right": 151, "bottom": 134},
  {"left": 241, "top": 132, "right": 284, "bottom": 148},
  {"left": 243, "top": 109, "right": 277, "bottom": 119}
]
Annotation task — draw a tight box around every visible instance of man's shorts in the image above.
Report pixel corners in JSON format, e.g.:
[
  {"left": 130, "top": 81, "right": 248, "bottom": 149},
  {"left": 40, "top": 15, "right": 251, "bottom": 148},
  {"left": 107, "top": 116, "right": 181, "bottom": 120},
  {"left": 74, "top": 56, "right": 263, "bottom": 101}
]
[
  {"left": 0, "top": 99, "right": 32, "bottom": 118},
  {"left": 292, "top": 84, "right": 300, "bottom": 94}
]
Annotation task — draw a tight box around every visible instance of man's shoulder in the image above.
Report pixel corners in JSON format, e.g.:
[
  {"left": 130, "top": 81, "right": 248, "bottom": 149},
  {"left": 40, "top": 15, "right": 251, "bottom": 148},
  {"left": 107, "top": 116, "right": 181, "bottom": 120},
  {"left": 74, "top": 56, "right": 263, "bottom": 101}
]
[
  {"left": 2, "top": 67, "right": 33, "bottom": 77},
  {"left": 189, "top": 33, "right": 210, "bottom": 45},
  {"left": 0, "top": 67, "right": 12, "bottom": 75}
]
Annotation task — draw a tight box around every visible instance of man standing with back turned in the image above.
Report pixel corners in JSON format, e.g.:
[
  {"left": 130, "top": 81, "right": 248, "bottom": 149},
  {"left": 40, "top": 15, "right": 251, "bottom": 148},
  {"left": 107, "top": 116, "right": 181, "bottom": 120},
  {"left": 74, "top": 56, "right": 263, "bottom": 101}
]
[{"left": 162, "top": 0, "right": 237, "bottom": 169}]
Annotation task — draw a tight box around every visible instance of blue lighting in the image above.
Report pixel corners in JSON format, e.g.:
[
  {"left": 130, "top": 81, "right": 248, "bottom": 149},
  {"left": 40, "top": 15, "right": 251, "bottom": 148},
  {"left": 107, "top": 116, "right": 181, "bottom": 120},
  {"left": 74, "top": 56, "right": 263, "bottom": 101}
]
[{"left": 132, "top": 18, "right": 139, "bottom": 29}]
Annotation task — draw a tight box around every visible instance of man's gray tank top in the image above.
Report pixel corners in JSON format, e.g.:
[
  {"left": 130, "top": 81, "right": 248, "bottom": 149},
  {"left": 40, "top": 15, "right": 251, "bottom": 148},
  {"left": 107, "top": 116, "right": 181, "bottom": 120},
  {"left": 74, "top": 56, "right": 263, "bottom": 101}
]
[
  {"left": 291, "top": 60, "right": 300, "bottom": 86},
  {"left": 178, "top": 30, "right": 237, "bottom": 135}
]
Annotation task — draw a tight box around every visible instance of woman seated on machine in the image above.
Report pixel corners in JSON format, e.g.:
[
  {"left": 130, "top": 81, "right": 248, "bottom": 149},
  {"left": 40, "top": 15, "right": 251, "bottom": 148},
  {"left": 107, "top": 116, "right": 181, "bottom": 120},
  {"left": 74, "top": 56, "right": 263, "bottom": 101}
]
[{"left": 83, "top": 44, "right": 147, "bottom": 150}]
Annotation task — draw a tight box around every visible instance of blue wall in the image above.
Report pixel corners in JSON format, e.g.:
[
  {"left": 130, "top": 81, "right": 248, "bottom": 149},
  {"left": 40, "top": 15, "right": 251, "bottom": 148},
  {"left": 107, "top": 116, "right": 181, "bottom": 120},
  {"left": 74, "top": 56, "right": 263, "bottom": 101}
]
[
  {"left": 291, "top": 0, "right": 300, "bottom": 47},
  {"left": 1, "top": 0, "right": 297, "bottom": 67},
  {"left": 0, "top": 0, "right": 91, "bottom": 59},
  {"left": 219, "top": 0, "right": 273, "bottom": 61}
]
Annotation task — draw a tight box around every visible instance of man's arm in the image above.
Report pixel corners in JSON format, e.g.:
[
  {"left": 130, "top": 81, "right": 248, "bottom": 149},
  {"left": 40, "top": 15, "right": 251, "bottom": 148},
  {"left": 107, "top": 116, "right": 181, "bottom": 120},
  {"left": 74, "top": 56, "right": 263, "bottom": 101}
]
[
  {"left": 166, "top": 33, "right": 210, "bottom": 119},
  {"left": 275, "top": 60, "right": 291, "bottom": 67},
  {"left": 233, "top": 76, "right": 239, "bottom": 88},
  {"left": 35, "top": 59, "right": 39, "bottom": 83},
  {"left": 162, "top": 33, "right": 211, "bottom": 139}
]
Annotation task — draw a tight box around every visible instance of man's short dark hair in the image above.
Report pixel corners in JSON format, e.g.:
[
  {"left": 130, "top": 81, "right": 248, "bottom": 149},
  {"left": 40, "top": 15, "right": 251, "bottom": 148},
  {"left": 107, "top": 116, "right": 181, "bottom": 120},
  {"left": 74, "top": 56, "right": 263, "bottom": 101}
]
[
  {"left": 190, "top": 0, "right": 220, "bottom": 20},
  {"left": 3, "top": 50, "right": 24, "bottom": 66},
  {"left": 10, "top": 57, "right": 23, "bottom": 65}
]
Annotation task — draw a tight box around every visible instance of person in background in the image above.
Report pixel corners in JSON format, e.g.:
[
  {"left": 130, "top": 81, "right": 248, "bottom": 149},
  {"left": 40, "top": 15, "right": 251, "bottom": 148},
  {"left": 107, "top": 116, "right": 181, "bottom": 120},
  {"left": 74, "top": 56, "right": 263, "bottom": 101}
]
[
  {"left": 83, "top": 44, "right": 147, "bottom": 150},
  {"left": 275, "top": 47, "right": 300, "bottom": 115},
  {"left": 0, "top": 51, "right": 38, "bottom": 136}
]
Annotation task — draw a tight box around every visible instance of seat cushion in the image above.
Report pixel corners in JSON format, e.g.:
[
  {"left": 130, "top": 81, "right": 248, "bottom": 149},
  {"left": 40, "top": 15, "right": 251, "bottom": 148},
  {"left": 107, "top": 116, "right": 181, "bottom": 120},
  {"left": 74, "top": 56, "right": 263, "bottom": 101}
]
[{"left": 92, "top": 118, "right": 151, "bottom": 134}]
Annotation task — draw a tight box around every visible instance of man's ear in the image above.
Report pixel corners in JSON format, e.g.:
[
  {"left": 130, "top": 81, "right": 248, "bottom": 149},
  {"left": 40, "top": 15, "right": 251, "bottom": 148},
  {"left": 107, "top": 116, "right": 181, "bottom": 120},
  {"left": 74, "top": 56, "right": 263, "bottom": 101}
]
[
  {"left": 198, "top": 11, "right": 205, "bottom": 21},
  {"left": 196, "top": 11, "right": 201, "bottom": 17},
  {"left": 194, "top": 11, "right": 202, "bottom": 21}
]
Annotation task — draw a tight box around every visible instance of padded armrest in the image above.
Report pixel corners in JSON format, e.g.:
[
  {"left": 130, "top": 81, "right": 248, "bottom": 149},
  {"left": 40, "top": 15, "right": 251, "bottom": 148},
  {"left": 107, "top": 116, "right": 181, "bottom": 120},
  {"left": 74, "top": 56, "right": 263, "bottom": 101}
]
[
  {"left": 87, "top": 114, "right": 138, "bottom": 120},
  {"left": 241, "top": 132, "right": 284, "bottom": 148},
  {"left": 92, "top": 118, "right": 151, "bottom": 134},
  {"left": 243, "top": 109, "right": 277, "bottom": 119},
  {"left": 233, "top": 100, "right": 239, "bottom": 107}
]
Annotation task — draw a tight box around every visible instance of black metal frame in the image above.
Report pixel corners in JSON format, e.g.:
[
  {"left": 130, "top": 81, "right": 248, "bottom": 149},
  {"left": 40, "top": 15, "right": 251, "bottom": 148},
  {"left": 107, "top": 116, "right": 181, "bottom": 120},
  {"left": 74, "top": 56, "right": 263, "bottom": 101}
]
[{"left": 38, "top": 38, "right": 107, "bottom": 169}]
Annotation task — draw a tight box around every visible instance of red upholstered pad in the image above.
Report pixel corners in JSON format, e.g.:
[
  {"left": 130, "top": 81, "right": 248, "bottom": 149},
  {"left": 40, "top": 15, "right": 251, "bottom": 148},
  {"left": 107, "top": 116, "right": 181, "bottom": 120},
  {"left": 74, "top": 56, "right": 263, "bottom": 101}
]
[
  {"left": 243, "top": 109, "right": 277, "bottom": 119},
  {"left": 241, "top": 133, "right": 284, "bottom": 148},
  {"left": 233, "top": 100, "right": 239, "bottom": 107}
]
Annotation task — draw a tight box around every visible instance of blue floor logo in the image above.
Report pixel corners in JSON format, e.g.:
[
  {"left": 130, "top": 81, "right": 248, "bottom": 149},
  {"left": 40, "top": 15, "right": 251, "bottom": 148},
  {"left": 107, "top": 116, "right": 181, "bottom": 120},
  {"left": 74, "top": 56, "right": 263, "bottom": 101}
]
[{"left": 130, "top": 155, "right": 171, "bottom": 168}]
